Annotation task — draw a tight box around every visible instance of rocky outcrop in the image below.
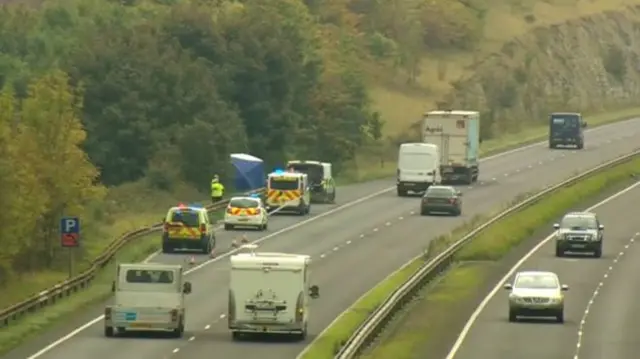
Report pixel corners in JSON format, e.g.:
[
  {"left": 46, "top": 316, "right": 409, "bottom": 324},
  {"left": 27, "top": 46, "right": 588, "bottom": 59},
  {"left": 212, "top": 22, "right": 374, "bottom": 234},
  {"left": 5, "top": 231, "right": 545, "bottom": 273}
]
[{"left": 442, "top": 6, "right": 640, "bottom": 138}]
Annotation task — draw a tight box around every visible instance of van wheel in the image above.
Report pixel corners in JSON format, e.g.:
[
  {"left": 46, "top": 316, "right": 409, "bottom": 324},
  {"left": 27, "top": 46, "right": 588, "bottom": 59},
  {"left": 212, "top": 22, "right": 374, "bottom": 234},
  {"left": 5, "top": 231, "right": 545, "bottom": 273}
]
[
  {"left": 577, "top": 142, "right": 584, "bottom": 150},
  {"left": 464, "top": 172, "right": 473, "bottom": 185},
  {"left": 556, "top": 310, "right": 564, "bottom": 323},
  {"left": 329, "top": 190, "right": 336, "bottom": 203},
  {"left": 231, "top": 331, "right": 241, "bottom": 341},
  {"left": 508, "top": 310, "right": 518, "bottom": 322},
  {"left": 397, "top": 188, "right": 407, "bottom": 197},
  {"left": 104, "top": 326, "right": 114, "bottom": 337},
  {"left": 297, "top": 330, "right": 307, "bottom": 341},
  {"left": 555, "top": 244, "right": 564, "bottom": 257}
]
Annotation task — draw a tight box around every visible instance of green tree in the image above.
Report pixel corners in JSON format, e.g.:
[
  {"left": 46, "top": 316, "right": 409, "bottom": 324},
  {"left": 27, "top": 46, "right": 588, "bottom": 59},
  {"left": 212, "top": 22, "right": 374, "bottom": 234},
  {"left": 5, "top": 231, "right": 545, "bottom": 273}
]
[{"left": 17, "top": 71, "right": 104, "bottom": 269}]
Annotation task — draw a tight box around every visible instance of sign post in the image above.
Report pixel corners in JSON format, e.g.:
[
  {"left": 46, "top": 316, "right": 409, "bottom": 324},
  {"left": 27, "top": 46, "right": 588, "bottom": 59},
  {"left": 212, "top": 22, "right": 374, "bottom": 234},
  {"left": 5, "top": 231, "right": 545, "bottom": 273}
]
[{"left": 60, "top": 217, "right": 80, "bottom": 278}]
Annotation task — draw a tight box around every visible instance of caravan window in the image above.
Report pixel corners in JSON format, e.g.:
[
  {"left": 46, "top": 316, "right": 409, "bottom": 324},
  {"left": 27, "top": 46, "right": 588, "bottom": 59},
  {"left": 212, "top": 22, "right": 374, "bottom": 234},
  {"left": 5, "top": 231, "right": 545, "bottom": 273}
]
[
  {"left": 125, "top": 269, "right": 174, "bottom": 284},
  {"left": 269, "top": 177, "right": 300, "bottom": 190}
]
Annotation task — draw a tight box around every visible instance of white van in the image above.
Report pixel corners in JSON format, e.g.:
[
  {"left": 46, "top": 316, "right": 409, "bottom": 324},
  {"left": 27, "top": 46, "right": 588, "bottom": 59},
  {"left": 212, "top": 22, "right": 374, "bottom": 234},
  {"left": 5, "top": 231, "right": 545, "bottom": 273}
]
[
  {"left": 397, "top": 143, "right": 441, "bottom": 196},
  {"left": 228, "top": 248, "right": 319, "bottom": 341}
]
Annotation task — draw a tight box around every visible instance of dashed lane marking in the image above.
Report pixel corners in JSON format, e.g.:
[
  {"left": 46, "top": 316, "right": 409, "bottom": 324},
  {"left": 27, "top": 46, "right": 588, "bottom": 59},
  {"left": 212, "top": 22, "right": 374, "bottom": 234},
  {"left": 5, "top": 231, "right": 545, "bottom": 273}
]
[
  {"left": 573, "top": 234, "right": 638, "bottom": 359},
  {"left": 445, "top": 180, "right": 640, "bottom": 359}
]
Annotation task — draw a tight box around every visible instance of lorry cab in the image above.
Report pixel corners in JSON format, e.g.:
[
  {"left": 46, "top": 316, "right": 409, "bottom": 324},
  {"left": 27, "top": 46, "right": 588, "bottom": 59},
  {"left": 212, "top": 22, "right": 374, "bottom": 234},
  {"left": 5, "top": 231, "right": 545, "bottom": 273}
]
[
  {"left": 228, "top": 247, "right": 319, "bottom": 341},
  {"left": 266, "top": 171, "right": 311, "bottom": 215},
  {"left": 396, "top": 143, "right": 441, "bottom": 196},
  {"left": 548, "top": 112, "right": 586, "bottom": 149},
  {"left": 104, "top": 263, "right": 192, "bottom": 338},
  {"left": 286, "top": 160, "right": 336, "bottom": 204}
]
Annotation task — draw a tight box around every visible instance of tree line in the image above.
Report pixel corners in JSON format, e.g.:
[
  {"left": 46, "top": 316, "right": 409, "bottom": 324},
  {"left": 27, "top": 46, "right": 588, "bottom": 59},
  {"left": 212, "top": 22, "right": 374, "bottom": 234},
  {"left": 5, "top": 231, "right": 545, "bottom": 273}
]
[{"left": 0, "top": 0, "right": 491, "bottom": 286}]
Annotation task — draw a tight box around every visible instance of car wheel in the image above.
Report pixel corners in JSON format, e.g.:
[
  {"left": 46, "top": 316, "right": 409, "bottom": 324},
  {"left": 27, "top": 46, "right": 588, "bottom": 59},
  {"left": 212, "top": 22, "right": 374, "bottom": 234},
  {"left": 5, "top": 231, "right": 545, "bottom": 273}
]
[
  {"left": 104, "top": 326, "right": 114, "bottom": 337},
  {"left": 397, "top": 189, "right": 407, "bottom": 197},
  {"left": 549, "top": 142, "right": 555, "bottom": 149},
  {"left": 556, "top": 310, "right": 564, "bottom": 323},
  {"left": 555, "top": 244, "right": 564, "bottom": 257},
  {"left": 231, "top": 331, "right": 241, "bottom": 341},
  {"left": 508, "top": 310, "right": 518, "bottom": 322},
  {"left": 224, "top": 224, "right": 233, "bottom": 230},
  {"left": 594, "top": 245, "right": 602, "bottom": 258}
]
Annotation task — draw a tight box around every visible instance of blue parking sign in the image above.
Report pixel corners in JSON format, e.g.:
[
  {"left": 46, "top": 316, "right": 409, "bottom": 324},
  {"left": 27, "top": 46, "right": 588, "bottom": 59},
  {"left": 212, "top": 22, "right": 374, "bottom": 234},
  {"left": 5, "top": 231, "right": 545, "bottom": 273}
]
[{"left": 60, "top": 217, "right": 80, "bottom": 247}]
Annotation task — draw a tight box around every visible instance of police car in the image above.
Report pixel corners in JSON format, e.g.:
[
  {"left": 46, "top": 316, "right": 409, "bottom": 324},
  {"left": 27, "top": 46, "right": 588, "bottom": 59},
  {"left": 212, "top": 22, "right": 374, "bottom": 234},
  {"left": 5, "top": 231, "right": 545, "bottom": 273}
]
[{"left": 224, "top": 195, "right": 268, "bottom": 231}]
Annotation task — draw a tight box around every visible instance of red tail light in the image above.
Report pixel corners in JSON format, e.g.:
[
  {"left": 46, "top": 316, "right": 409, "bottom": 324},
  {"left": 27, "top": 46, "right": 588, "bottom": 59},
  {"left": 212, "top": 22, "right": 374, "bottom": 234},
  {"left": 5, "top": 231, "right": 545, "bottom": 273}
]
[
  {"left": 226, "top": 207, "right": 233, "bottom": 214},
  {"left": 255, "top": 208, "right": 261, "bottom": 215},
  {"left": 163, "top": 223, "right": 169, "bottom": 232},
  {"left": 170, "top": 309, "right": 178, "bottom": 322},
  {"left": 449, "top": 198, "right": 457, "bottom": 204},
  {"left": 104, "top": 307, "right": 112, "bottom": 320},
  {"left": 199, "top": 224, "right": 206, "bottom": 233}
]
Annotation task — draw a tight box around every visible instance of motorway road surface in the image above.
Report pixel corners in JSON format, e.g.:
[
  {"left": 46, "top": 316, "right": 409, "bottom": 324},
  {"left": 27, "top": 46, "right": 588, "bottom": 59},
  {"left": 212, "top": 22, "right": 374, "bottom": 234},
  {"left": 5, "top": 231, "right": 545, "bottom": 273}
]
[
  {"left": 446, "top": 178, "right": 640, "bottom": 359},
  {"left": 9, "top": 119, "right": 640, "bottom": 359}
]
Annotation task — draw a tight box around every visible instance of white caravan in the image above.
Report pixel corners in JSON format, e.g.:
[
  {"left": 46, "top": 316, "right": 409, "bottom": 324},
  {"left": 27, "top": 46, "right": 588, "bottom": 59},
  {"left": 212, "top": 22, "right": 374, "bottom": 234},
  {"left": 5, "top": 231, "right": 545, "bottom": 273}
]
[
  {"left": 228, "top": 247, "right": 319, "bottom": 340},
  {"left": 396, "top": 142, "right": 441, "bottom": 196},
  {"left": 104, "top": 263, "right": 192, "bottom": 338}
]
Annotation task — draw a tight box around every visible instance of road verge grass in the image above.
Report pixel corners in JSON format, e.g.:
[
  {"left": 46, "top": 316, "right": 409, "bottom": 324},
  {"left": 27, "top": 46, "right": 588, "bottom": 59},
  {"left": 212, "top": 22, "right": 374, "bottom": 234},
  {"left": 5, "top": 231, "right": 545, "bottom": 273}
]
[
  {"left": 300, "top": 154, "right": 640, "bottom": 359},
  {"left": 341, "top": 106, "right": 640, "bottom": 183}
]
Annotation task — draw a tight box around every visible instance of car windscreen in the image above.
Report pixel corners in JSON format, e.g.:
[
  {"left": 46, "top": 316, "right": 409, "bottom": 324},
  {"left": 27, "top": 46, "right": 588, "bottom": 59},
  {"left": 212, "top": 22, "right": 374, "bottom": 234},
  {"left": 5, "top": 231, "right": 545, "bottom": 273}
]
[
  {"left": 550, "top": 114, "right": 580, "bottom": 129},
  {"left": 288, "top": 164, "right": 322, "bottom": 183},
  {"left": 425, "top": 187, "right": 454, "bottom": 197},
  {"left": 514, "top": 274, "right": 558, "bottom": 289},
  {"left": 560, "top": 216, "right": 597, "bottom": 230},
  {"left": 229, "top": 198, "right": 260, "bottom": 208},
  {"left": 269, "top": 177, "right": 300, "bottom": 190},
  {"left": 169, "top": 210, "right": 200, "bottom": 227},
  {"left": 125, "top": 269, "right": 175, "bottom": 284}
]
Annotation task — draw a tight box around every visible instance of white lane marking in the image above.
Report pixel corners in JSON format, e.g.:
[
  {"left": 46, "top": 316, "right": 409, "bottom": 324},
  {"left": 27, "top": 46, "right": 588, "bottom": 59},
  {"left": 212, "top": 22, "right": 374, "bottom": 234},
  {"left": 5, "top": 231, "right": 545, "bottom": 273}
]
[
  {"left": 25, "top": 122, "right": 634, "bottom": 359},
  {"left": 188, "top": 336, "right": 195, "bottom": 341},
  {"left": 574, "top": 235, "right": 637, "bottom": 359},
  {"left": 172, "top": 348, "right": 179, "bottom": 353},
  {"left": 204, "top": 324, "right": 210, "bottom": 330},
  {"left": 445, "top": 180, "right": 640, "bottom": 359}
]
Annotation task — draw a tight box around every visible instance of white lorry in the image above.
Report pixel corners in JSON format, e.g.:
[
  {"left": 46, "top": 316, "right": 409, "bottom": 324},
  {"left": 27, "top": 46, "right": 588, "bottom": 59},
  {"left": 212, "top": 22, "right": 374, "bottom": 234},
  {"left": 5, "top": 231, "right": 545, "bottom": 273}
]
[
  {"left": 104, "top": 263, "right": 192, "bottom": 338},
  {"left": 422, "top": 110, "right": 481, "bottom": 184},
  {"left": 228, "top": 247, "right": 319, "bottom": 340},
  {"left": 396, "top": 143, "right": 441, "bottom": 196}
]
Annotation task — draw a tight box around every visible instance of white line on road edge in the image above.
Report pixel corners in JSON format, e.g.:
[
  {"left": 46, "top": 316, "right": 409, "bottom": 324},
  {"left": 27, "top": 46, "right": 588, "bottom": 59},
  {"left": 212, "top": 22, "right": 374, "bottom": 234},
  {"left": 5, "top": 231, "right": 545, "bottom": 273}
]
[
  {"left": 24, "top": 120, "right": 634, "bottom": 359},
  {"left": 444, "top": 180, "right": 640, "bottom": 359}
]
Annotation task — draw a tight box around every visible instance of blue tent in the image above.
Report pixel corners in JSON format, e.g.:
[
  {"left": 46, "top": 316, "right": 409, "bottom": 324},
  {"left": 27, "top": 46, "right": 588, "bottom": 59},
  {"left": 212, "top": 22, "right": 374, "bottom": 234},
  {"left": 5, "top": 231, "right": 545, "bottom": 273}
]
[{"left": 230, "top": 153, "right": 265, "bottom": 191}]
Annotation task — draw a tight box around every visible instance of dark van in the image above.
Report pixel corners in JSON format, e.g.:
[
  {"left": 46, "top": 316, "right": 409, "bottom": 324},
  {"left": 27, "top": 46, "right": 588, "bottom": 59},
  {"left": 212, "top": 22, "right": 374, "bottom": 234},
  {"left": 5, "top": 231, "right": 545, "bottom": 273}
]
[{"left": 548, "top": 112, "right": 586, "bottom": 149}]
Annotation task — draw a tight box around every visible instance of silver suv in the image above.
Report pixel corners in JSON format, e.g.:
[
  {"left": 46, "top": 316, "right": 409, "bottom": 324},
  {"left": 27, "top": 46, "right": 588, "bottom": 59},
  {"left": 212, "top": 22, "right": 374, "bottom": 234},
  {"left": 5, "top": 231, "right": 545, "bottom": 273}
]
[{"left": 554, "top": 212, "right": 604, "bottom": 258}]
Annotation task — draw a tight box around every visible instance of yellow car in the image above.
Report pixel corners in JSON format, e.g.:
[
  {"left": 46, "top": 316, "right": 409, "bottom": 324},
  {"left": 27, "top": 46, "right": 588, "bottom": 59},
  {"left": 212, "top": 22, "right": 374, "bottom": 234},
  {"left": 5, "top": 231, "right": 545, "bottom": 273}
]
[
  {"left": 162, "top": 204, "right": 216, "bottom": 254},
  {"left": 503, "top": 271, "right": 569, "bottom": 323}
]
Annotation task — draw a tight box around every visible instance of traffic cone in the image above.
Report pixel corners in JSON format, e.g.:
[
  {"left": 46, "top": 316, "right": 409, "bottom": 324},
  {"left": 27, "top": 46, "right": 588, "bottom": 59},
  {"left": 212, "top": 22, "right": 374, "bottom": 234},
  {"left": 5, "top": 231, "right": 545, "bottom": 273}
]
[{"left": 188, "top": 256, "right": 196, "bottom": 265}]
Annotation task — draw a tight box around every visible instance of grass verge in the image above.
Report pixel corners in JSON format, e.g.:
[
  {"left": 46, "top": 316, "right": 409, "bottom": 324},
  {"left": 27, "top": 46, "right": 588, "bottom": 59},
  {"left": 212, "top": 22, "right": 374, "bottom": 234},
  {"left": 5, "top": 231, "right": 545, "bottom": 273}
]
[
  {"left": 340, "top": 105, "right": 640, "bottom": 183},
  {"left": 299, "top": 154, "right": 640, "bottom": 359}
]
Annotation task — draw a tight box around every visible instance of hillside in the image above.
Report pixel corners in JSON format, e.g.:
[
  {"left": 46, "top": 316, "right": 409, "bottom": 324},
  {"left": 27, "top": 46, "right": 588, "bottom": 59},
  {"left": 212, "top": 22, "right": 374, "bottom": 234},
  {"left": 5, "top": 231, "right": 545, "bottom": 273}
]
[{"left": 2, "top": 0, "right": 640, "bottom": 311}]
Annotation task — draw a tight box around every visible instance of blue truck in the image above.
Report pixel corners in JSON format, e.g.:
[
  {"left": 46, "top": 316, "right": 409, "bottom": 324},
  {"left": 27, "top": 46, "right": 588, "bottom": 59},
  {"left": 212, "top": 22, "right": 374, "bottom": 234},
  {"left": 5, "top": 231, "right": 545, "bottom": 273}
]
[{"left": 422, "top": 110, "right": 481, "bottom": 185}]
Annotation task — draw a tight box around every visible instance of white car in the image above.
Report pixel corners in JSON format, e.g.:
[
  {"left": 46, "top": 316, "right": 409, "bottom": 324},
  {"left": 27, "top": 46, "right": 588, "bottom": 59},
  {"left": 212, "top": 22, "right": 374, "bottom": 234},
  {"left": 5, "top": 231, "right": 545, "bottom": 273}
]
[{"left": 224, "top": 196, "right": 268, "bottom": 231}]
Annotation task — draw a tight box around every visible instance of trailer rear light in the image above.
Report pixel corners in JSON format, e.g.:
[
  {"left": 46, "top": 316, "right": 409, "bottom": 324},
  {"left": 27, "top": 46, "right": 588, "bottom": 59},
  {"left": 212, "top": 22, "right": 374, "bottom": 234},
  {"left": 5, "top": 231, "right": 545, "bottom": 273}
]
[
  {"left": 255, "top": 208, "right": 261, "bottom": 214},
  {"left": 163, "top": 223, "right": 169, "bottom": 232},
  {"left": 226, "top": 207, "right": 233, "bottom": 214},
  {"left": 104, "top": 308, "right": 112, "bottom": 320},
  {"left": 199, "top": 224, "right": 206, "bottom": 233},
  {"left": 170, "top": 309, "right": 178, "bottom": 322}
]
